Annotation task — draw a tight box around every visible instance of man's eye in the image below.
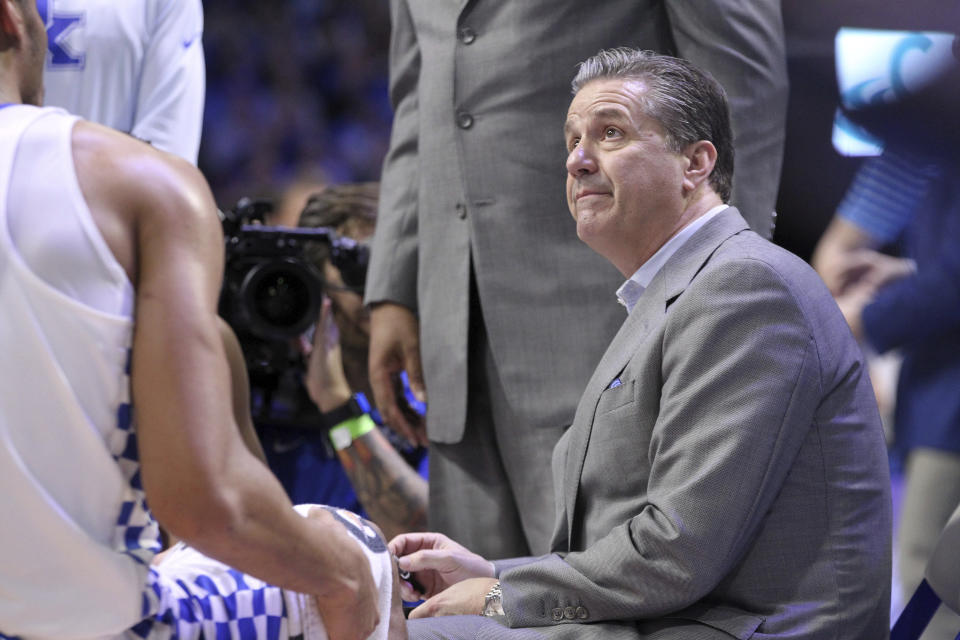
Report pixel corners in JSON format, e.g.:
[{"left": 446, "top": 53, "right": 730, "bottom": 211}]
[
  {"left": 568, "top": 137, "right": 580, "bottom": 150},
  {"left": 604, "top": 127, "right": 620, "bottom": 138}
]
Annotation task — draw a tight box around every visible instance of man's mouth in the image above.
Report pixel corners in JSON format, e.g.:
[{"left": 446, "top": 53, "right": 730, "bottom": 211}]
[{"left": 576, "top": 190, "right": 609, "bottom": 201}]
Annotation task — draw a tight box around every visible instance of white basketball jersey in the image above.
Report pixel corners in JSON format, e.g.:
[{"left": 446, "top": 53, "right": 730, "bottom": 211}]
[
  {"left": 40, "top": 0, "right": 205, "bottom": 164},
  {"left": 0, "top": 104, "right": 160, "bottom": 639}
]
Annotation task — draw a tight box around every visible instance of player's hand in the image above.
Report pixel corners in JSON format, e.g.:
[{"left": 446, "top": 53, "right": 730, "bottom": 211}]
[
  {"left": 302, "top": 297, "right": 352, "bottom": 412},
  {"left": 389, "top": 532, "right": 495, "bottom": 602},
  {"left": 307, "top": 507, "right": 381, "bottom": 640},
  {"left": 368, "top": 302, "right": 428, "bottom": 446}
]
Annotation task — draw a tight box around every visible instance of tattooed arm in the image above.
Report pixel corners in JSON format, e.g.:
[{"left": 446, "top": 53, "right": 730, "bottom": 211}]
[
  {"left": 304, "top": 297, "right": 428, "bottom": 540},
  {"left": 336, "top": 429, "right": 428, "bottom": 541}
]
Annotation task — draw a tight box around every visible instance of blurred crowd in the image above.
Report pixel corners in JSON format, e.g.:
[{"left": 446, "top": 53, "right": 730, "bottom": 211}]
[{"left": 199, "top": 0, "right": 393, "bottom": 208}]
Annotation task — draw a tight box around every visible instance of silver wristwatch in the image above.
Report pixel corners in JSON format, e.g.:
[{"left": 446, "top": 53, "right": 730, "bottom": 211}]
[{"left": 480, "top": 581, "right": 504, "bottom": 617}]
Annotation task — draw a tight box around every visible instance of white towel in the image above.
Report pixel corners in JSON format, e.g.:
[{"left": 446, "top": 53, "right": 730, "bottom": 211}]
[
  {"left": 151, "top": 504, "right": 394, "bottom": 640},
  {"left": 287, "top": 505, "right": 395, "bottom": 640}
]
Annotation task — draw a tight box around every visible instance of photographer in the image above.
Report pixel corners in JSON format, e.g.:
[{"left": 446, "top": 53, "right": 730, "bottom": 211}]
[{"left": 250, "top": 183, "right": 429, "bottom": 541}]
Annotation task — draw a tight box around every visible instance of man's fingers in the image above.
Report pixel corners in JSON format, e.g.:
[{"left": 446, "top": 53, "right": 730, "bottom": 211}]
[
  {"left": 403, "top": 343, "right": 427, "bottom": 405},
  {"left": 388, "top": 532, "right": 418, "bottom": 557},
  {"left": 407, "top": 597, "right": 437, "bottom": 620},
  {"left": 368, "top": 302, "right": 426, "bottom": 445},
  {"left": 369, "top": 364, "right": 415, "bottom": 443},
  {"left": 408, "top": 602, "right": 428, "bottom": 619},
  {"left": 318, "top": 297, "right": 340, "bottom": 351},
  {"left": 397, "top": 548, "right": 456, "bottom": 574},
  {"left": 399, "top": 345, "right": 429, "bottom": 448},
  {"left": 413, "top": 420, "right": 429, "bottom": 448},
  {"left": 389, "top": 531, "right": 447, "bottom": 557},
  {"left": 399, "top": 577, "right": 423, "bottom": 602},
  {"left": 385, "top": 401, "right": 420, "bottom": 446},
  {"left": 367, "top": 346, "right": 415, "bottom": 441}
]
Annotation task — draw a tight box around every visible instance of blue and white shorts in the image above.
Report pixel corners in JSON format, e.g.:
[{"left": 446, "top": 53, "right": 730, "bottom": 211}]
[{"left": 128, "top": 506, "right": 394, "bottom": 640}]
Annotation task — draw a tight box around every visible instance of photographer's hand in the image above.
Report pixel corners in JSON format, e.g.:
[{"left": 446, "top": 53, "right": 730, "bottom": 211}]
[
  {"left": 369, "top": 302, "right": 428, "bottom": 447},
  {"left": 303, "top": 297, "right": 352, "bottom": 412}
]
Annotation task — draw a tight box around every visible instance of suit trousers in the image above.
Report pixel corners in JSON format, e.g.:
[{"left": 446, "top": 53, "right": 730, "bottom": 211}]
[
  {"left": 896, "top": 447, "right": 960, "bottom": 640},
  {"left": 406, "top": 614, "right": 735, "bottom": 639},
  {"left": 427, "top": 273, "right": 565, "bottom": 559}
]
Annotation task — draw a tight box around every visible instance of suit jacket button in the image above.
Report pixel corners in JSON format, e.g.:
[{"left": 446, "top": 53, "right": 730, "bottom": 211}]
[
  {"left": 458, "top": 27, "right": 476, "bottom": 44},
  {"left": 564, "top": 606, "right": 576, "bottom": 620},
  {"left": 576, "top": 606, "right": 589, "bottom": 619},
  {"left": 456, "top": 111, "right": 474, "bottom": 129},
  {"left": 552, "top": 607, "right": 564, "bottom": 621}
]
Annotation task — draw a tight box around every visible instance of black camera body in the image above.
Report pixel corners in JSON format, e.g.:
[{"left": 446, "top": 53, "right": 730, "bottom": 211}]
[{"left": 218, "top": 198, "right": 369, "bottom": 424}]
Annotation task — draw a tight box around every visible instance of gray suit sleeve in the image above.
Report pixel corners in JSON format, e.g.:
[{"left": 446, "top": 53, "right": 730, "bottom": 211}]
[
  {"left": 363, "top": 0, "right": 421, "bottom": 310},
  {"left": 500, "top": 260, "right": 822, "bottom": 626},
  {"left": 666, "top": 0, "right": 788, "bottom": 238},
  {"left": 492, "top": 555, "right": 547, "bottom": 578}
]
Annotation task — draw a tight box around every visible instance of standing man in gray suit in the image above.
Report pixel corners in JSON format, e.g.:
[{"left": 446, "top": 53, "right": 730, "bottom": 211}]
[
  {"left": 390, "top": 49, "right": 891, "bottom": 639},
  {"left": 365, "top": 1, "right": 789, "bottom": 559}
]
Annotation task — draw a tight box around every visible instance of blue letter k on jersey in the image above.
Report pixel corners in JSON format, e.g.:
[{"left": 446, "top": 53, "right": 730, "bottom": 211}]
[{"left": 36, "top": 0, "right": 86, "bottom": 69}]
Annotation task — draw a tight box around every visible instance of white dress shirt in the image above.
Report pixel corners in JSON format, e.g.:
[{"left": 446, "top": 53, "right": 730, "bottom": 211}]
[{"left": 616, "top": 204, "right": 729, "bottom": 313}]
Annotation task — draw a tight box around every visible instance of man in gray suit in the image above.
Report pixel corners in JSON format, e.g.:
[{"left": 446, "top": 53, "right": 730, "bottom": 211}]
[
  {"left": 365, "top": 0, "right": 789, "bottom": 560},
  {"left": 389, "top": 49, "right": 892, "bottom": 639}
]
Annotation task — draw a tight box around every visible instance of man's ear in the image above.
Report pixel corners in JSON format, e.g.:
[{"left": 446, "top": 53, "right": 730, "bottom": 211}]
[
  {"left": 680, "top": 140, "right": 718, "bottom": 193},
  {"left": 0, "top": 0, "right": 25, "bottom": 48}
]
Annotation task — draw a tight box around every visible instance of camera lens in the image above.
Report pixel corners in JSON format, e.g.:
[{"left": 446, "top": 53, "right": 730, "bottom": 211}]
[{"left": 239, "top": 258, "right": 320, "bottom": 340}]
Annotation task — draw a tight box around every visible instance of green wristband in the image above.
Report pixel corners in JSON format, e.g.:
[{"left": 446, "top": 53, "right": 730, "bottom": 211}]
[{"left": 328, "top": 413, "right": 376, "bottom": 451}]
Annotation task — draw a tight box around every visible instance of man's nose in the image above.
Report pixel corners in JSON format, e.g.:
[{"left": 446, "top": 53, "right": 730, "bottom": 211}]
[{"left": 566, "top": 144, "right": 596, "bottom": 176}]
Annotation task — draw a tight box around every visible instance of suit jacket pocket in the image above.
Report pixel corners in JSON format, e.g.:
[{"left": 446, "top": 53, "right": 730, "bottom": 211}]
[{"left": 594, "top": 378, "right": 635, "bottom": 416}]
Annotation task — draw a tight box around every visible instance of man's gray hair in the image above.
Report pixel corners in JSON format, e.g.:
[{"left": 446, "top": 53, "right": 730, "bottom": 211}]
[{"left": 571, "top": 48, "right": 734, "bottom": 202}]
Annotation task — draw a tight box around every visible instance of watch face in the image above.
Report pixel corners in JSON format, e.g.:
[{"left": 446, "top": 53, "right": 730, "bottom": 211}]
[{"left": 330, "top": 425, "right": 353, "bottom": 451}]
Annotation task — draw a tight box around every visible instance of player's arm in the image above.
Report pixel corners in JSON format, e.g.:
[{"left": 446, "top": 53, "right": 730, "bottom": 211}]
[
  {"left": 335, "top": 429, "right": 428, "bottom": 540},
  {"left": 304, "top": 299, "right": 428, "bottom": 539},
  {"left": 72, "top": 121, "right": 379, "bottom": 639},
  {"left": 220, "top": 317, "right": 268, "bottom": 464}
]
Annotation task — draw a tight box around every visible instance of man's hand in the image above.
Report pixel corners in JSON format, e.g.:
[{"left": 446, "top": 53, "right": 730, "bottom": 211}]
[
  {"left": 302, "top": 297, "right": 352, "bottom": 412},
  {"left": 307, "top": 507, "right": 381, "bottom": 640},
  {"left": 835, "top": 279, "right": 875, "bottom": 341},
  {"left": 389, "top": 532, "right": 495, "bottom": 602},
  {"left": 833, "top": 249, "right": 914, "bottom": 341},
  {"left": 368, "top": 302, "right": 428, "bottom": 446},
  {"left": 853, "top": 249, "right": 914, "bottom": 290},
  {"left": 832, "top": 248, "right": 914, "bottom": 296},
  {"left": 409, "top": 577, "right": 499, "bottom": 619}
]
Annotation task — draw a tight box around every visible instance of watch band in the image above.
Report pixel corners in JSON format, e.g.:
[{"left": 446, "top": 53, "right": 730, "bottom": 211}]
[
  {"left": 328, "top": 413, "right": 376, "bottom": 451},
  {"left": 321, "top": 394, "right": 366, "bottom": 429},
  {"left": 480, "top": 581, "right": 504, "bottom": 617}
]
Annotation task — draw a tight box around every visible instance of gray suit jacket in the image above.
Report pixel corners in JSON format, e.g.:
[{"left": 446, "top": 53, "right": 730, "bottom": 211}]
[
  {"left": 490, "top": 209, "right": 892, "bottom": 639},
  {"left": 365, "top": 0, "right": 788, "bottom": 443}
]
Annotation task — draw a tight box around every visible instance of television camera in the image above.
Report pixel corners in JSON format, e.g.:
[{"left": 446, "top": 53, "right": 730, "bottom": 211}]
[{"left": 218, "top": 197, "right": 369, "bottom": 426}]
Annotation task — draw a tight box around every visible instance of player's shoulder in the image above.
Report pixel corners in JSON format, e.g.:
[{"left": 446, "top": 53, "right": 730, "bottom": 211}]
[{"left": 73, "top": 120, "right": 212, "bottom": 212}]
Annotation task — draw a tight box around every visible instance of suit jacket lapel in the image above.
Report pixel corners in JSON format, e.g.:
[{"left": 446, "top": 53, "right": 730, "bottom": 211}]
[{"left": 561, "top": 208, "right": 751, "bottom": 549}]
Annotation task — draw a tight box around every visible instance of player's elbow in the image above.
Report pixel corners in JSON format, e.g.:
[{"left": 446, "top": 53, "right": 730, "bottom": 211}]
[{"left": 146, "top": 476, "right": 245, "bottom": 547}]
